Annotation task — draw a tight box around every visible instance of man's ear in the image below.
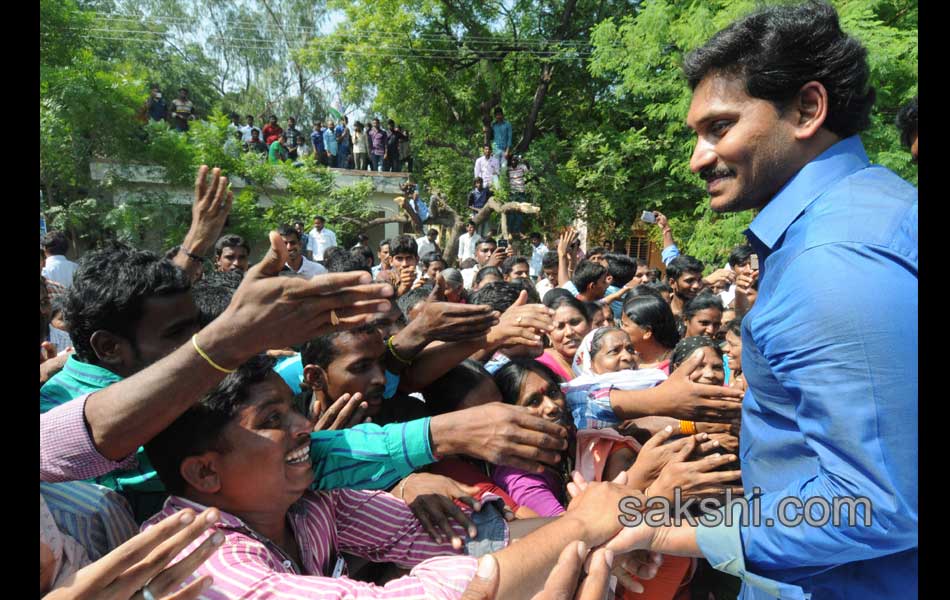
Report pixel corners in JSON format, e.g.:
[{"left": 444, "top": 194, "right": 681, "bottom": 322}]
[
  {"left": 792, "top": 81, "right": 829, "bottom": 141},
  {"left": 89, "top": 330, "right": 129, "bottom": 369},
  {"left": 181, "top": 452, "right": 222, "bottom": 494},
  {"left": 302, "top": 364, "right": 328, "bottom": 392}
]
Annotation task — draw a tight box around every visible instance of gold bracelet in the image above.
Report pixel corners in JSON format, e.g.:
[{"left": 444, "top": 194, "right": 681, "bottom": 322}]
[
  {"left": 679, "top": 420, "right": 697, "bottom": 435},
  {"left": 398, "top": 474, "right": 414, "bottom": 500},
  {"left": 386, "top": 336, "right": 412, "bottom": 366},
  {"left": 192, "top": 334, "right": 236, "bottom": 374}
]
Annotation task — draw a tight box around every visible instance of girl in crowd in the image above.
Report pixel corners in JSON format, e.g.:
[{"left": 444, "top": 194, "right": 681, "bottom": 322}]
[
  {"left": 620, "top": 293, "right": 680, "bottom": 373},
  {"left": 670, "top": 335, "right": 726, "bottom": 386},
  {"left": 473, "top": 266, "right": 503, "bottom": 290},
  {"left": 722, "top": 318, "right": 745, "bottom": 391},
  {"left": 538, "top": 294, "right": 591, "bottom": 380},
  {"left": 585, "top": 301, "right": 611, "bottom": 329},
  {"left": 491, "top": 359, "right": 573, "bottom": 517},
  {"left": 680, "top": 292, "right": 724, "bottom": 339}
]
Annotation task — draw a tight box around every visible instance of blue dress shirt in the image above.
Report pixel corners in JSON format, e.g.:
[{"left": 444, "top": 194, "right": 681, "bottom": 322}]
[{"left": 695, "top": 136, "right": 918, "bottom": 599}]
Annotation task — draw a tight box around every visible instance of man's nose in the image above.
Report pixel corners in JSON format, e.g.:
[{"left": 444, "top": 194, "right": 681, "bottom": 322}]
[{"left": 690, "top": 137, "right": 716, "bottom": 174}]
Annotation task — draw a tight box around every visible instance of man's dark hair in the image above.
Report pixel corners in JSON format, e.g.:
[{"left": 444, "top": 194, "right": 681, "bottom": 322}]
[
  {"left": 146, "top": 354, "right": 277, "bottom": 495},
  {"left": 421, "top": 252, "right": 446, "bottom": 270},
  {"left": 460, "top": 258, "right": 478, "bottom": 270},
  {"left": 300, "top": 323, "right": 378, "bottom": 370},
  {"left": 353, "top": 246, "right": 375, "bottom": 267},
  {"left": 65, "top": 242, "right": 191, "bottom": 364},
  {"left": 477, "top": 238, "right": 497, "bottom": 251},
  {"left": 509, "top": 277, "right": 541, "bottom": 305},
  {"left": 378, "top": 238, "right": 391, "bottom": 250},
  {"left": 396, "top": 285, "right": 433, "bottom": 319},
  {"left": 214, "top": 234, "right": 250, "bottom": 258},
  {"left": 314, "top": 215, "right": 326, "bottom": 222},
  {"left": 727, "top": 245, "right": 755, "bottom": 268},
  {"left": 422, "top": 359, "right": 496, "bottom": 416},
  {"left": 587, "top": 246, "right": 607, "bottom": 258},
  {"left": 647, "top": 280, "right": 673, "bottom": 294},
  {"left": 500, "top": 255, "right": 530, "bottom": 277},
  {"left": 467, "top": 220, "right": 476, "bottom": 228},
  {"left": 390, "top": 234, "right": 418, "bottom": 257},
  {"left": 571, "top": 260, "right": 608, "bottom": 293},
  {"left": 474, "top": 266, "right": 503, "bottom": 288},
  {"left": 895, "top": 96, "right": 918, "bottom": 149},
  {"left": 42, "top": 231, "right": 69, "bottom": 255},
  {"left": 427, "top": 228, "right": 438, "bottom": 237},
  {"left": 356, "top": 233, "right": 370, "bottom": 243},
  {"left": 326, "top": 250, "right": 370, "bottom": 274},
  {"left": 192, "top": 270, "right": 243, "bottom": 327},
  {"left": 682, "top": 1, "right": 875, "bottom": 139},
  {"left": 246, "top": 114, "right": 254, "bottom": 120},
  {"left": 494, "top": 107, "right": 504, "bottom": 116},
  {"left": 277, "top": 224, "right": 300, "bottom": 242},
  {"left": 622, "top": 293, "right": 680, "bottom": 349},
  {"left": 530, "top": 231, "right": 542, "bottom": 240},
  {"left": 666, "top": 255, "right": 704, "bottom": 282},
  {"left": 322, "top": 246, "right": 346, "bottom": 265},
  {"left": 470, "top": 281, "right": 521, "bottom": 313},
  {"left": 541, "top": 251, "right": 559, "bottom": 271},
  {"left": 605, "top": 254, "right": 637, "bottom": 287}
]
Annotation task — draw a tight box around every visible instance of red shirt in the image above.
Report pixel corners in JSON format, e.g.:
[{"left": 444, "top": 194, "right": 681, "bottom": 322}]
[{"left": 262, "top": 123, "right": 283, "bottom": 145}]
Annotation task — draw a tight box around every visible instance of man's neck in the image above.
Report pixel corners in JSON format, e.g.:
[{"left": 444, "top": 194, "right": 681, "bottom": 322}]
[
  {"left": 577, "top": 290, "right": 597, "bottom": 302},
  {"left": 670, "top": 294, "right": 689, "bottom": 316},
  {"left": 288, "top": 255, "right": 303, "bottom": 270}
]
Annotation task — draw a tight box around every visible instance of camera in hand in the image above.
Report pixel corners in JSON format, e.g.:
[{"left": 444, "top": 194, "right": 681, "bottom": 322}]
[{"left": 498, "top": 238, "right": 508, "bottom": 249}]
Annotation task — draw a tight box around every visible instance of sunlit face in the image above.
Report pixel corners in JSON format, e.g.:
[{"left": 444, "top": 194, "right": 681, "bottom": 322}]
[
  {"left": 483, "top": 146, "right": 491, "bottom": 158},
  {"left": 517, "top": 371, "right": 568, "bottom": 427},
  {"left": 378, "top": 244, "right": 391, "bottom": 266},
  {"left": 506, "top": 262, "right": 530, "bottom": 281},
  {"left": 588, "top": 274, "right": 610, "bottom": 299},
  {"left": 685, "top": 307, "right": 723, "bottom": 339},
  {"left": 549, "top": 305, "right": 591, "bottom": 361},
  {"left": 280, "top": 234, "right": 301, "bottom": 262},
  {"left": 476, "top": 242, "right": 496, "bottom": 266},
  {"left": 620, "top": 313, "right": 649, "bottom": 348},
  {"left": 589, "top": 308, "right": 608, "bottom": 330},
  {"left": 692, "top": 346, "right": 725, "bottom": 385},
  {"left": 322, "top": 331, "right": 387, "bottom": 417},
  {"left": 391, "top": 252, "right": 418, "bottom": 270},
  {"left": 216, "top": 246, "right": 249, "bottom": 273},
  {"left": 686, "top": 72, "right": 801, "bottom": 213},
  {"left": 634, "top": 265, "right": 651, "bottom": 286},
  {"left": 591, "top": 330, "right": 637, "bottom": 374},
  {"left": 671, "top": 271, "right": 703, "bottom": 301},
  {"left": 467, "top": 224, "right": 476, "bottom": 235},
  {"left": 424, "top": 260, "right": 446, "bottom": 280},
  {"left": 724, "top": 329, "right": 742, "bottom": 372},
  {"left": 543, "top": 267, "right": 558, "bottom": 286},
  {"left": 314, "top": 218, "right": 325, "bottom": 231},
  {"left": 211, "top": 373, "right": 315, "bottom": 513}
]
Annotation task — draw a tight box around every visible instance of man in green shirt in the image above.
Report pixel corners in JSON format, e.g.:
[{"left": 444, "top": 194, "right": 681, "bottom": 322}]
[{"left": 268, "top": 133, "right": 289, "bottom": 163}]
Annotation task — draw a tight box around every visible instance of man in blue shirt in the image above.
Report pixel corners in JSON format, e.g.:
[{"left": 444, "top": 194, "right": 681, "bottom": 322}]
[
  {"left": 606, "top": 4, "right": 917, "bottom": 599},
  {"left": 491, "top": 107, "right": 512, "bottom": 168}
]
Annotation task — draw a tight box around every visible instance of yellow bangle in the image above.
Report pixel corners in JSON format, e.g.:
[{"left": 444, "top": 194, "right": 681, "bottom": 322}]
[
  {"left": 679, "top": 420, "right": 697, "bottom": 435},
  {"left": 192, "top": 334, "right": 236, "bottom": 374},
  {"left": 386, "top": 336, "right": 412, "bottom": 366}
]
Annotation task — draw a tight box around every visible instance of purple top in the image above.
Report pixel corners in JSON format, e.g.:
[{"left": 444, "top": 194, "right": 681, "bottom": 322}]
[
  {"left": 492, "top": 466, "right": 565, "bottom": 517},
  {"left": 40, "top": 393, "right": 137, "bottom": 483},
  {"left": 367, "top": 127, "right": 387, "bottom": 155}
]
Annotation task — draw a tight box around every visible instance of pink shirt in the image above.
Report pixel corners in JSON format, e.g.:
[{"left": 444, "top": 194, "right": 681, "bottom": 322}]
[
  {"left": 143, "top": 491, "right": 478, "bottom": 599},
  {"left": 536, "top": 352, "right": 573, "bottom": 381}
]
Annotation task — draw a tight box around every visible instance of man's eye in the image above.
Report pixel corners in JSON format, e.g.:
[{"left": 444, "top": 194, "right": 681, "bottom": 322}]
[{"left": 711, "top": 120, "right": 732, "bottom": 134}]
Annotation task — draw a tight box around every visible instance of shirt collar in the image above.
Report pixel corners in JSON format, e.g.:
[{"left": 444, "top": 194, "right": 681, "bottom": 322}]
[
  {"left": 61, "top": 355, "right": 123, "bottom": 389},
  {"left": 165, "top": 495, "right": 308, "bottom": 534},
  {"left": 747, "top": 135, "right": 869, "bottom": 251},
  {"left": 45, "top": 255, "right": 67, "bottom": 265}
]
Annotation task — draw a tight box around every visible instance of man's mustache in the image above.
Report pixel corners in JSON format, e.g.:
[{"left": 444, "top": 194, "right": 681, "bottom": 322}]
[{"left": 699, "top": 166, "right": 735, "bottom": 181}]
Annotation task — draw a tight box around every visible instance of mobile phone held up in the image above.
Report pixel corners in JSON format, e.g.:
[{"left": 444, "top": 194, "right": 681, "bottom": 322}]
[
  {"left": 498, "top": 238, "right": 508, "bottom": 249},
  {"left": 640, "top": 210, "right": 656, "bottom": 224},
  {"left": 750, "top": 254, "right": 760, "bottom": 271}
]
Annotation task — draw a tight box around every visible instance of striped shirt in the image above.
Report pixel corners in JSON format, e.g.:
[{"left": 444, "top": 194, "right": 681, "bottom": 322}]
[
  {"left": 40, "top": 481, "right": 137, "bottom": 560},
  {"left": 143, "top": 493, "right": 479, "bottom": 599}
]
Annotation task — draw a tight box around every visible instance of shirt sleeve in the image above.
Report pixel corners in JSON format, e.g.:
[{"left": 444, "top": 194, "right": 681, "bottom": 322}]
[
  {"left": 40, "top": 394, "right": 137, "bottom": 483},
  {"left": 661, "top": 243, "right": 680, "bottom": 266},
  {"left": 333, "top": 489, "right": 472, "bottom": 567},
  {"left": 735, "top": 244, "right": 917, "bottom": 576},
  {"left": 309, "top": 418, "right": 436, "bottom": 491},
  {"left": 492, "top": 467, "right": 565, "bottom": 517}
]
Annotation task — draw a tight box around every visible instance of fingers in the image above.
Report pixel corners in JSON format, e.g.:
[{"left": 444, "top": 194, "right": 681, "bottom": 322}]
[
  {"left": 534, "top": 541, "right": 586, "bottom": 599},
  {"left": 697, "top": 437, "right": 721, "bottom": 454},
  {"left": 247, "top": 231, "right": 289, "bottom": 278},
  {"left": 165, "top": 576, "right": 214, "bottom": 600},
  {"left": 670, "top": 435, "right": 697, "bottom": 462},
  {"left": 332, "top": 393, "right": 366, "bottom": 430},
  {"left": 411, "top": 501, "right": 442, "bottom": 544},
  {"left": 145, "top": 529, "right": 224, "bottom": 597},
  {"left": 510, "top": 410, "right": 569, "bottom": 441},
  {"left": 461, "top": 555, "right": 499, "bottom": 600},
  {"left": 697, "top": 453, "right": 738, "bottom": 471},
  {"left": 512, "top": 289, "right": 528, "bottom": 307},
  {"left": 492, "top": 447, "right": 563, "bottom": 474},
  {"left": 314, "top": 393, "right": 351, "bottom": 430},
  {"left": 642, "top": 425, "right": 675, "bottom": 449},
  {"left": 194, "top": 165, "right": 208, "bottom": 202},
  {"left": 211, "top": 176, "right": 229, "bottom": 212},
  {"left": 575, "top": 548, "right": 612, "bottom": 600}
]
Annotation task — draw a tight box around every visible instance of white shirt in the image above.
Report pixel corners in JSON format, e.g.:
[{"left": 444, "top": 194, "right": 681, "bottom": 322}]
[
  {"left": 416, "top": 236, "right": 438, "bottom": 259},
  {"left": 462, "top": 265, "right": 480, "bottom": 290},
  {"left": 535, "top": 277, "right": 554, "bottom": 299},
  {"left": 288, "top": 255, "right": 328, "bottom": 278},
  {"left": 457, "top": 232, "right": 481, "bottom": 261},
  {"left": 42, "top": 255, "right": 79, "bottom": 288},
  {"left": 473, "top": 155, "right": 500, "bottom": 188},
  {"left": 307, "top": 227, "right": 337, "bottom": 261},
  {"left": 529, "top": 242, "right": 548, "bottom": 278},
  {"left": 239, "top": 124, "right": 256, "bottom": 143}
]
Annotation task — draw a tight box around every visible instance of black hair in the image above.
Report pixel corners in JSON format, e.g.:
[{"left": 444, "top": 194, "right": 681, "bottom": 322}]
[
  {"left": 191, "top": 270, "right": 243, "bottom": 327},
  {"left": 459, "top": 258, "right": 478, "bottom": 270},
  {"left": 421, "top": 252, "right": 446, "bottom": 270},
  {"left": 500, "top": 255, "right": 529, "bottom": 276},
  {"left": 396, "top": 285, "right": 433, "bottom": 320},
  {"left": 682, "top": 1, "right": 875, "bottom": 139},
  {"left": 494, "top": 107, "right": 504, "bottom": 115},
  {"left": 493, "top": 358, "right": 565, "bottom": 408},
  {"left": 466, "top": 220, "right": 476, "bottom": 228},
  {"left": 427, "top": 228, "right": 438, "bottom": 237},
  {"left": 587, "top": 246, "right": 607, "bottom": 258},
  {"left": 541, "top": 251, "right": 560, "bottom": 271},
  {"left": 727, "top": 245, "right": 754, "bottom": 268},
  {"left": 635, "top": 257, "right": 648, "bottom": 268},
  {"left": 670, "top": 336, "right": 723, "bottom": 372},
  {"left": 145, "top": 354, "right": 277, "bottom": 496},
  {"left": 530, "top": 231, "right": 542, "bottom": 240},
  {"left": 647, "top": 281, "right": 672, "bottom": 294},
  {"left": 666, "top": 255, "right": 704, "bottom": 282},
  {"left": 509, "top": 277, "right": 541, "bottom": 304},
  {"left": 470, "top": 280, "right": 520, "bottom": 313},
  {"left": 42, "top": 231, "right": 69, "bottom": 255},
  {"left": 421, "top": 359, "right": 495, "bottom": 416},
  {"left": 622, "top": 294, "right": 680, "bottom": 350},
  {"left": 542, "top": 287, "right": 573, "bottom": 304},
  {"left": 277, "top": 224, "right": 300, "bottom": 241},
  {"left": 724, "top": 317, "right": 743, "bottom": 337},
  {"left": 314, "top": 215, "right": 326, "bottom": 222},
  {"left": 378, "top": 238, "right": 391, "bottom": 250},
  {"left": 357, "top": 233, "right": 370, "bottom": 242},
  {"left": 682, "top": 292, "right": 725, "bottom": 322},
  {"left": 214, "top": 234, "right": 250, "bottom": 258},
  {"left": 570, "top": 260, "right": 607, "bottom": 294},
  {"left": 477, "top": 238, "right": 497, "bottom": 250},
  {"left": 353, "top": 245, "right": 375, "bottom": 267},
  {"left": 390, "top": 234, "right": 418, "bottom": 257},
  {"left": 628, "top": 284, "right": 663, "bottom": 300},
  {"left": 895, "top": 96, "right": 918, "bottom": 149},
  {"left": 583, "top": 301, "right": 604, "bottom": 323},
  {"left": 65, "top": 242, "right": 191, "bottom": 364},
  {"left": 326, "top": 250, "right": 370, "bottom": 274},
  {"left": 589, "top": 327, "right": 629, "bottom": 361},
  {"left": 474, "top": 266, "right": 503, "bottom": 288},
  {"left": 605, "top": 253, "right": 636, "bottom": 287},
  {"left": 544, "top": 293, "right": 590, "bottom": 323},
  {"left": 300, "top": 323, "right": 379, "bottom": 370}
]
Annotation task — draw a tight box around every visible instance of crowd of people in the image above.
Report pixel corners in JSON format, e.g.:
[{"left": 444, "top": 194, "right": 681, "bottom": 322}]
[{"left": 42, "top": 3, "right": 916, "bottom": 600}]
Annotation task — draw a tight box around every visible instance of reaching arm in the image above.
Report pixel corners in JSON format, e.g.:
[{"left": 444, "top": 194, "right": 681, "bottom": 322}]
[{"left": 171, "top": 166, "right": 234, "bottom": 282}]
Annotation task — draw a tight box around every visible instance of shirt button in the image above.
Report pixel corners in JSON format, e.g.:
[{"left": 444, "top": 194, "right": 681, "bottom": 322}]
[{"left": 282, "top": 560, "right": 293, "bottom": 569}]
